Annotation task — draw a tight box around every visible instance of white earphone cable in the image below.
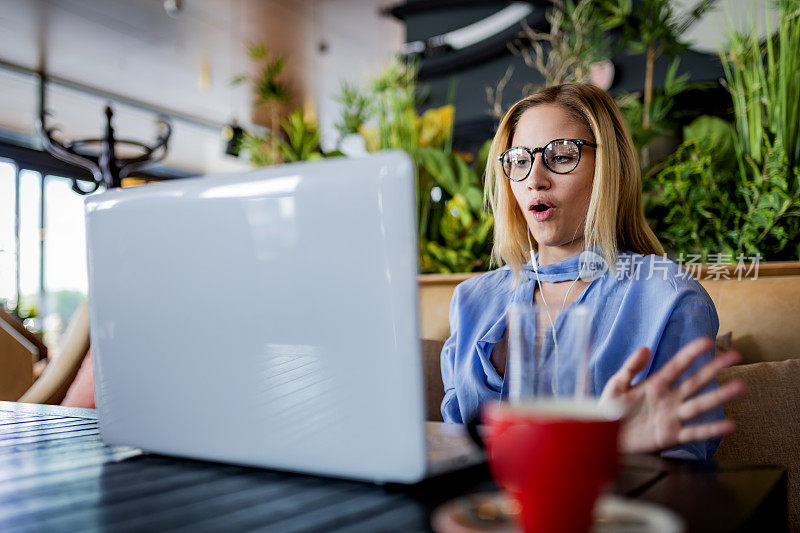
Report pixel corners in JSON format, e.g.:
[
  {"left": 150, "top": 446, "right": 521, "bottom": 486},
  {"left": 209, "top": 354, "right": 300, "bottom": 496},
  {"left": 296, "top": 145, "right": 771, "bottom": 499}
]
[{"left": 527, "top": 231, "right": 583, "bottom": 397}]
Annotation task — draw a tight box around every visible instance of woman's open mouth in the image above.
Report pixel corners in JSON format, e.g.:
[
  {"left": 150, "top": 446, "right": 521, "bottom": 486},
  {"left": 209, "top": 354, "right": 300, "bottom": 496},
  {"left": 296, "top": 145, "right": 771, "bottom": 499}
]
[{"left": 529, "top": 200, "right": 554, "bottom": 222}]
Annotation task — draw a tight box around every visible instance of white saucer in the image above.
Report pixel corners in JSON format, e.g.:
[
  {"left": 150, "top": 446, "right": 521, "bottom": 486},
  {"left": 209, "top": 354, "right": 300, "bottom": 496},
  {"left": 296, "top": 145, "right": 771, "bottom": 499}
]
[
  {"left": 431, "top": 492, "right": 685, "bottom": 533},
  {"left": 593, "top": 494, "right": 684, "bottom": 533}
]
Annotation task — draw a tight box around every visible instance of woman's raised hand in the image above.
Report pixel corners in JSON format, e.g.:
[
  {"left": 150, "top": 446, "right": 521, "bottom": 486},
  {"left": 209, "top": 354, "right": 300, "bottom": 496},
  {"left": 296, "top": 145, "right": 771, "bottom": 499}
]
[{"left": 600, "top": 337, "right": 746, "bottom": 454}]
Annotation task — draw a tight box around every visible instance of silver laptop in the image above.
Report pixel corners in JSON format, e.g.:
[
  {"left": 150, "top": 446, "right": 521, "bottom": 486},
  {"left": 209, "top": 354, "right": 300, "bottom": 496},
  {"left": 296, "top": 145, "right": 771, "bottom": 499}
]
[{"left": 84, "top": 150, "right": 481, "bottom": 484}]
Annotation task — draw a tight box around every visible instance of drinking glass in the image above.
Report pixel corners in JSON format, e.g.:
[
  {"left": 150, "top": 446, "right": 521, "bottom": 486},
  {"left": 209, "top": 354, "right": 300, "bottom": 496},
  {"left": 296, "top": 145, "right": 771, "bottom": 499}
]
[
  {"left": 506, "top": 302, "right": 593, "bottom": 401},
  {"left": 482, "top": 302, "right": 621, "bottom": 533}
]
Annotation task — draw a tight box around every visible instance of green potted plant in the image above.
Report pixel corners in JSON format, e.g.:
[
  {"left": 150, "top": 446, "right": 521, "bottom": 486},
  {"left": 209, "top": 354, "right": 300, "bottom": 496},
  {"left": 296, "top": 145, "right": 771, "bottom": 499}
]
[
  {"left": 645, "top": 0, "right": 800, "bottom": 261},
  {"left": 597, "top": 0, "right": 715, "bottom": 168},
  {"left": 231, "top": 42, "right": 292, "bottom": 134},
  {"left": 233, "top": 43, "right": 341, "bottom": 167},
  {"left": 336, "top": 59, "right": 494, "bottom": 274}
]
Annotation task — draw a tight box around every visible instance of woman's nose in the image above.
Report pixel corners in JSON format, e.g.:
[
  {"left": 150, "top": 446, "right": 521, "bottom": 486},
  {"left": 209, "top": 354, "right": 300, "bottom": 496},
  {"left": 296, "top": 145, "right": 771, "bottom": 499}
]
[{"left": 527, "top": 155, "right": 551, "bottom": 190}]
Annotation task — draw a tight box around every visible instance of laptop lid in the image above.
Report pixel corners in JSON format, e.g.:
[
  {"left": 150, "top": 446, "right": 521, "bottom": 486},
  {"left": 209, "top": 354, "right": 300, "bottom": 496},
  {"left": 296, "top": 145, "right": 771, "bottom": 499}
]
[{"left": 85, "top": 151, "right": 427, "bottom": 483}]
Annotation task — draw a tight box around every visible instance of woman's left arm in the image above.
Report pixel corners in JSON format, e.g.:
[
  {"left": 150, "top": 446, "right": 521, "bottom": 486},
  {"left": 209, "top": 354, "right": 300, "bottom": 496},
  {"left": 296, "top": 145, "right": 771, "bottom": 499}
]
[{"left": 602, "top": 295, "right": 746, "bottom": 460}]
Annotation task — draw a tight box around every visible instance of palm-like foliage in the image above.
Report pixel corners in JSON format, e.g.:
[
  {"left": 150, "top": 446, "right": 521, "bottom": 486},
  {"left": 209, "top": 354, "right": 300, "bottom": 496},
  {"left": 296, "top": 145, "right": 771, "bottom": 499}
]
[
  {"left": 340, "top": 59, "right": 494, "bottom": 272},
  {"left": 231, "top": 42, "right": 292, "bottom": 107},
  {"left": 275, "top": 110, "right": 323, "bottom": 162}
]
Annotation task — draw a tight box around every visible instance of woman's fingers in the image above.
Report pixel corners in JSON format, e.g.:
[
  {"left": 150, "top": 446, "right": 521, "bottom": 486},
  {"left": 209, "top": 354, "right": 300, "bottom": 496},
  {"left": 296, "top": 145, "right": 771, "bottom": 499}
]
[
  {"left": 677, "top": 379, "right": 746, "bottom": 423},
  {"left": 605, "top": 347, "right": 652, "bottom": 395},
  {"left": 677, "top": 419, "right": 736, "bottom": 444},
  {"left": 652, "top": 337, "right": 714, "bottom": 388},
  {"left": 677, "top": 350, "right": 742, "bottom": 400}
]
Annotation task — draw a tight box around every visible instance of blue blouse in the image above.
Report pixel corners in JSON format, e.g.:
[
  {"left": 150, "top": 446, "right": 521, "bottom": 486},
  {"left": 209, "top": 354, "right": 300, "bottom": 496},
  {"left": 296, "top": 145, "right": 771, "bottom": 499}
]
[{"left": 440, "top": 251, "right": 722, "bottom": 460}]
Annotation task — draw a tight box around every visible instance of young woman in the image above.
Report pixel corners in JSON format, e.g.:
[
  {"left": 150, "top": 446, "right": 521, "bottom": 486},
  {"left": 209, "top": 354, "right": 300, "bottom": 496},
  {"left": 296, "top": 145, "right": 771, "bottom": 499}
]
[{"left": 440, "top": 83, "right": 744, "bottom": 460}]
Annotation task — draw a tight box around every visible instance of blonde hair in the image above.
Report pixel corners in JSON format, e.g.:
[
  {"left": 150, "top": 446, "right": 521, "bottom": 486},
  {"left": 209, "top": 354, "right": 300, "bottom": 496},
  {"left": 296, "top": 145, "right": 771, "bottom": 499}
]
[{"left": 484, "top": 83, "right": 663, "bottom": 283}]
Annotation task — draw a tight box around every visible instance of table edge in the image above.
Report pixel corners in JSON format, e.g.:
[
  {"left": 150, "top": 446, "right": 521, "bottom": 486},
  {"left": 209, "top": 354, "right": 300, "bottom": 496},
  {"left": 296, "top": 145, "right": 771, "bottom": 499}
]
[{"left": 0, "top": 401, "right": 98, "bottom": 419}]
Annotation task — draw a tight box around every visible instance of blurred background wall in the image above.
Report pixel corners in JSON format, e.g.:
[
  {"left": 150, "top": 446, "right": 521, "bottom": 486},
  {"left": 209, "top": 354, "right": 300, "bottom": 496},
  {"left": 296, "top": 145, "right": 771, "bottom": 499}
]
[{"left": 0, "top": 0, "right": 403, "bottom": 174}]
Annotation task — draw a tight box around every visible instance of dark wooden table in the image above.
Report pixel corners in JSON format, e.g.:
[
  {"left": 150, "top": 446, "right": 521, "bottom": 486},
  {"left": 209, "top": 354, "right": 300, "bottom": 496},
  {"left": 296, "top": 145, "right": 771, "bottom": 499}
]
[{"left": 0, "top": 402, "right": 787, "bottom": 532}]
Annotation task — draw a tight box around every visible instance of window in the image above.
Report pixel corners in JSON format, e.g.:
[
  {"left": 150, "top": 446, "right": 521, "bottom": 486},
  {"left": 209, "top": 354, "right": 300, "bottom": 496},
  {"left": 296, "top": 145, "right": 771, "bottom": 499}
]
[
  {"left": 0, "top": 154, "right": 96, "bottom": 352},
  {"left": 0, "top": 162, "right": 15, "bottom": 306},
  {"left": 1, "top": 139, "right": 181, "bottom": 352},
  {"left": 18, "top": 170, "right": 41, "bottom": 311},
  {"left": 43, "top": 175, "right": 91, "bottom": 343}
]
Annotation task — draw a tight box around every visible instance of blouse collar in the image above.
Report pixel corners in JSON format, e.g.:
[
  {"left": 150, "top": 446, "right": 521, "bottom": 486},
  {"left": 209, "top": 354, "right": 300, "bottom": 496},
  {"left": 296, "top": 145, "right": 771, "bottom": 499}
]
[{"left": 525, "top": 251, "right": 587, "bottom": 283}]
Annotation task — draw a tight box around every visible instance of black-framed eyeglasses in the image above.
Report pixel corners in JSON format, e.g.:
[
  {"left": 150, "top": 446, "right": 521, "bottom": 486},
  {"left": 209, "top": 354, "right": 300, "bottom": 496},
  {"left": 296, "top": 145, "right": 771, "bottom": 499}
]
[{"left": 498, "top": 139, "right": 597, "bottom": 181}]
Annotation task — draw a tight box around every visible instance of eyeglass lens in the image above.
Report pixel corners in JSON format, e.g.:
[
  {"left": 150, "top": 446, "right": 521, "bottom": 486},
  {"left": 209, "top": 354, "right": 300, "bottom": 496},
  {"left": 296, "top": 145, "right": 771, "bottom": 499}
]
[{"left": 501, "top": 140, "right": 582, "bottom": 180}]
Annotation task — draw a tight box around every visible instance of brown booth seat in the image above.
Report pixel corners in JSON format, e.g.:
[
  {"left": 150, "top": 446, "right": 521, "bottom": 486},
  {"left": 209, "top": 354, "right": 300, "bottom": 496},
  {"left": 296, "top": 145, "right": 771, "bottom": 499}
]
[
  {"left": 700, "top": 276, "right": 800, "bottom": 364},
  {"left": 717, "top": 360, "right": 800, "bottom": 532},
  {"left": 422, "top": 339, "right": 447, "bottom": 423},
  {"left": 0, "top": 318, "right": 35, "bottom": 401}
]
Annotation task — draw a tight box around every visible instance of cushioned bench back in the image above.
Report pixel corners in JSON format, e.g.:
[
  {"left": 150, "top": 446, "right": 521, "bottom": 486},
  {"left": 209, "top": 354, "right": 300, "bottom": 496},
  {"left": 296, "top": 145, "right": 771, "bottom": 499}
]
[
  {"left": 700, "top": 276, "right": 800, "bottom": 364},
  {"left": 717, "top": 360, "right": 800, "bottom": 531},
  {"left": 0, "top": 319, "right": 34, "bottom": 400},
  {"left": 422, "top": 339, "right": 446, "bottom": 422}
]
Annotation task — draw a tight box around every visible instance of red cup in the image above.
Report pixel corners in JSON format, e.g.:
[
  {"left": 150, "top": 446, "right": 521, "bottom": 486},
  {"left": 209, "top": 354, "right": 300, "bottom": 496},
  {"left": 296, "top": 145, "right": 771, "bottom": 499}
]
[{"left": 482, "top": 400, "right": 621, "bottom": 533}]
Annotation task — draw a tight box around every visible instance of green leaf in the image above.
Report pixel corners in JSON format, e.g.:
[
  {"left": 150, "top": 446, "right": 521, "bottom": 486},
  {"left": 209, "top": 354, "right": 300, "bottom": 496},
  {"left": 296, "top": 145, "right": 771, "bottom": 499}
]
[
  {"left": 476, "top": 139, "right": 493, "bottom": 182},
  {"left": 683, "top": 116, "right": 737, "bottom": 163},
  {"left": 463, "top": 187, "right": 484, "bottom": 213},
  {"left": 247, "top": 42, "right": 267, "bottom": 60}
]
